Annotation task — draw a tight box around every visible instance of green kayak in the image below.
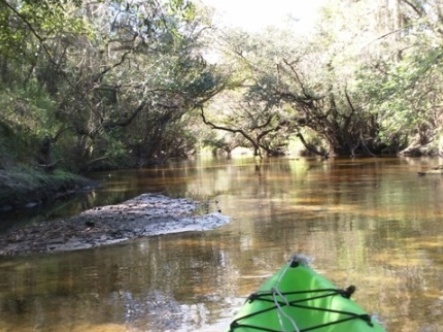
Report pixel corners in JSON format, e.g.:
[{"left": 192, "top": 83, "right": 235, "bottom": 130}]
[{"left": 228, "top": 255, "right": 386, "bottom": 332}]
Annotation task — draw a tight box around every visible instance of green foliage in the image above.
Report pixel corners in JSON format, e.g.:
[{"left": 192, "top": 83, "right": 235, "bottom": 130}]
[
  {"left": 0, "top": 83, "right": 61, "bottom": 167},
  {"left": 168, "top": 0, "right": 196, "bottom": 22},
  {"left": 356, "top": 0, "right": 443, "bottom": 154},
  {"left": 4, "top": 0, "right": 443, "bottom": 171},
  {"left": 0, "top": 0, "right": 225, "bottom": 170},
  {"left": 209, "top": 0, "right": 443, "bottom": 157}
]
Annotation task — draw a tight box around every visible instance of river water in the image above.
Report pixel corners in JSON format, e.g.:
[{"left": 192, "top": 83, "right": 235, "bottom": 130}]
[{"left": 0, "top": 157, "right": 442, "bottom": 331}]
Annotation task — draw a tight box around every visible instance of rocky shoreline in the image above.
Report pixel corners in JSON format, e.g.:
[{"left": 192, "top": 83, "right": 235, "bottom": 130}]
[{"left": 0, "top": 194, "right": 229, "bottom": 257}]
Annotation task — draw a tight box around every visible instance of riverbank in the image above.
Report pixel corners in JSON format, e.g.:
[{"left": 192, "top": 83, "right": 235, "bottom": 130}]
[
  {"left": 0, "top": 166, "right": 95, "bottom": 212},
  {"left": 0, "top": 193, "right": 229, "bottom": 256}
]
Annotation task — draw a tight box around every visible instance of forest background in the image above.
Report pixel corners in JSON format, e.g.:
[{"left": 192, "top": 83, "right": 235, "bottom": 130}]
[{"left": 1, "top": 0, "right": 443, "bottom": 176}]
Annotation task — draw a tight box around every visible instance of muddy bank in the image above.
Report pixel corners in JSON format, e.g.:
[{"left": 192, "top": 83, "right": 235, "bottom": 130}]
[{"left": 0, "top": 194, "right": 229, "bottom": 256}]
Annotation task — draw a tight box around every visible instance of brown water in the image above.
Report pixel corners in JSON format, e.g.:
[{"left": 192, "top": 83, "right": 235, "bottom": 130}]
[{"left": 1, "top": 157, "right": 443, "bottom": 331}]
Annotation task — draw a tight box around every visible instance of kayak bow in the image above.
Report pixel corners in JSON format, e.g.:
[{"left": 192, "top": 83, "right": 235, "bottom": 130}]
[{"left": 228, "top": 255, "right": 386, "bottom": 332}]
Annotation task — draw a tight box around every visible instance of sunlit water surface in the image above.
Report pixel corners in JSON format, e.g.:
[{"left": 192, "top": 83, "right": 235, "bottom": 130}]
[{"left": 1, "top": 157, "right": 443, "bottom": 332}]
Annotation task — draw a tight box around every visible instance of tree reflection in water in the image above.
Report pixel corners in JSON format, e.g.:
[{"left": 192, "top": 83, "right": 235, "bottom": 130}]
[{"left": 0, "top": 157, "right": 442, "bottom": 332}]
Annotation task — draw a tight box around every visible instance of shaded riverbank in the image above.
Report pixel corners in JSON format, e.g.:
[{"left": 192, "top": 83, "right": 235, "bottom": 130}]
[
  {"left": 0, "top": 193, "right": 228, "bottom": 256},
  {"left": 0, "top": 166, "right": 96, "bottom": 212}
]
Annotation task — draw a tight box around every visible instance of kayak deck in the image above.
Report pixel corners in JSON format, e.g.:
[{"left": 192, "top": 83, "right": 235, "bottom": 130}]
[{"left": 228, "top": 255, "right": 386, "bottom": 332}]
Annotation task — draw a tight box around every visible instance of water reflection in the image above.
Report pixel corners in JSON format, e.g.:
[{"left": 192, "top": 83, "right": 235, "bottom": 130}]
[{"left": 1, "top": 157, "right": 443, "bottom": 331}]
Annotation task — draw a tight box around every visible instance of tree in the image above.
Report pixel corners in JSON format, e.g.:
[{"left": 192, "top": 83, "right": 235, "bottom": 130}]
[
  {"left": 0, "top": 0, "right": 225, "bottom": 170},
  {"left": 206, "top": 0, "right": 443, "bottom": 158},
  {"left": 357, "top": 0, "right": 443, "bottom": 156},
  {"left": 200, "top": 84, "right": 295, "bottom": 157},
  {"left": 0, "top": 0, "right": 87, "bottom": 168},
  {"left": 215, "top": 22, "right": 384, "bottom": 157}
]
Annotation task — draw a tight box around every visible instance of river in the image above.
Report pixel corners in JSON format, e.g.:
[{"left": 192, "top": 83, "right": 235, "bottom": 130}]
[{"left": 0, "top": 157, "right": 442, "bottom": 331}]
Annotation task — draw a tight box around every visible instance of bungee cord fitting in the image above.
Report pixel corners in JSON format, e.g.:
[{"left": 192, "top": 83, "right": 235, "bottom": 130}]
[{"left": 229, "top": 255, "right": 381, "bottom": 332}]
